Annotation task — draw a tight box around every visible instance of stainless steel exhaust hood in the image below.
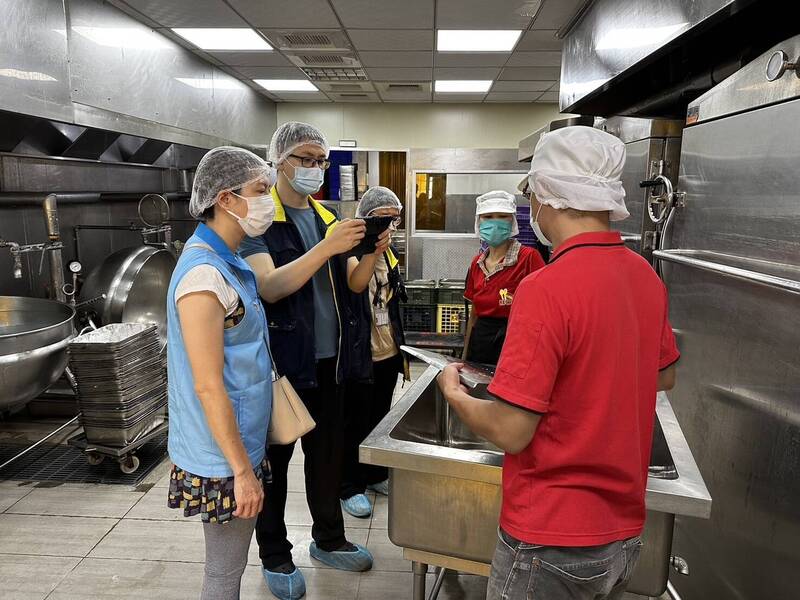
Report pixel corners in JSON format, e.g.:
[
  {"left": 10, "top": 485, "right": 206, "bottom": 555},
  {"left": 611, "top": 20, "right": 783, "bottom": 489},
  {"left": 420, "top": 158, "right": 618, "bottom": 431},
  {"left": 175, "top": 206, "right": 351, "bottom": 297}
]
[{"left": 560, "top": 0, "right": 800, "bottom": 118}]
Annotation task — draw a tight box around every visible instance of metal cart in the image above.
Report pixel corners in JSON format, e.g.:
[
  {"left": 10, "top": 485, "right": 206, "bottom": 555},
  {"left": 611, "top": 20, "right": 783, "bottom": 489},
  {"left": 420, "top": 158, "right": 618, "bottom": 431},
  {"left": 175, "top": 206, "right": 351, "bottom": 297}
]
[{"left": 67, "top": 420, "right": 168, "bottom": 474}]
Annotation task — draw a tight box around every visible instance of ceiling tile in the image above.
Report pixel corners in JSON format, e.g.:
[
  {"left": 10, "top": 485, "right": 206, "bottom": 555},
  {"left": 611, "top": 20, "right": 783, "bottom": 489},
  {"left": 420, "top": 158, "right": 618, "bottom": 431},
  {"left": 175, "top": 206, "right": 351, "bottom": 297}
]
[
  {"left": 273, "top": 91, "right": 332, "bottom": 102},
  {"left": 330, "top": 0, "right": 434, "bottom": 28},
  {"left": 328, "top": 92, "right": 381, "bottom": 102},
  {"left": 227, "top": 0, "right": 340, "bottom": 28},
  {"left": 315, "top": 81, "right": 375, "bottom": 92},
  {"left": 434, "top": 53, "right": 510, "bottom": 67},
  {"left": 498, "top": 66, "right": 560, "bottom": 80},
  {"left": 365, "top": 67, "right": 432, "bottom": 81},
  {"left": 121, "top": 0, "right": 246, "bottom": 27},
  {"left": 515, "top": 29, "right": 562, "bottom": 51},
  {"left": 536, "top": 90, "right": 560, "bottom": 102},
  {"left": 491, "top": 80, "right": 555, "bottom": 92},
  {"left": 236, "top": 66, "right": 308, "bottom": 79},
  {"left": 107, "top": 1, "right": 161, "bottom": 28},
  {"left": 485, "top": 92, "right": 537, "bottom": 102},
  {"left": 208, "top": 51, "right": 294, "bottom": 67},
  {"left": 433, "top": 93, "right": 485, "bottom": 103},
  {"left": 435, "top": 0, "right": 539, "bottom": 29},
  {"left": 505, "top": 51, "right": 561, "bottom": 67},
  {"left": 433, "top": 67, "right": 500, "bottom": 79},
  {"left": 358, "top": 51, "right": 432, "bottom": 68},
  {"left": 532, "top": 0, "right": 584, "bottom": 30},
  {"left": 375, "top": 81, "right": 432, "bottom": 101},
  {"left": 348, "top": 29, "right": 434, "bottom": 51}
]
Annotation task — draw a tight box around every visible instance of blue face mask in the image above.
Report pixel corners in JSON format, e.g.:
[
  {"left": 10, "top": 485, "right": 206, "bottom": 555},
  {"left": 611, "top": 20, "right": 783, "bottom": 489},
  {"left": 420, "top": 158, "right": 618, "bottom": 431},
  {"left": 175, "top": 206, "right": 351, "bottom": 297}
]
[
  {"left": 288, "top": 165, "right": 324, "bottom": 196},
  {"left": 479, "top": 219, "right": 513, "bottom": 247}
]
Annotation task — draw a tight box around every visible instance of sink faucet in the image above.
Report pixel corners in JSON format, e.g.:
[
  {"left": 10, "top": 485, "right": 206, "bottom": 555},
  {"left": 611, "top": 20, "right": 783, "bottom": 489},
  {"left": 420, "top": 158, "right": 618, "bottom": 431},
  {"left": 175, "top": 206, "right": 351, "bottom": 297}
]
[
  {"left": 0, "top": 239, "right": 23, "bottom": 279},
  {"left": 0, "top": 238, "right": 64, "bottom": 281}
]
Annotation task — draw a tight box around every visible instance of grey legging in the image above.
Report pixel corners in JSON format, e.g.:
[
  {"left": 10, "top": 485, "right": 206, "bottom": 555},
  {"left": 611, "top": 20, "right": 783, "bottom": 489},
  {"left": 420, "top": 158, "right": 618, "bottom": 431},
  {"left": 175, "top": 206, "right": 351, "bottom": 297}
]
[{"left": 201, "top": 516, "right": 257, "bottom": 600}]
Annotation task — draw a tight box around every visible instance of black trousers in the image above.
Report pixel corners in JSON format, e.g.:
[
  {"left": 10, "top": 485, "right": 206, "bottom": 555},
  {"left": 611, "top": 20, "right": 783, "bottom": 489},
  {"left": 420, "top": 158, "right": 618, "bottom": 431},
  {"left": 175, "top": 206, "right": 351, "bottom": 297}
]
[
  {"left": 340, "top": 353, "right": 403, "bottom": 500},
  {"left": 256, "top": 358, "right": 347, "bottom": 569}
]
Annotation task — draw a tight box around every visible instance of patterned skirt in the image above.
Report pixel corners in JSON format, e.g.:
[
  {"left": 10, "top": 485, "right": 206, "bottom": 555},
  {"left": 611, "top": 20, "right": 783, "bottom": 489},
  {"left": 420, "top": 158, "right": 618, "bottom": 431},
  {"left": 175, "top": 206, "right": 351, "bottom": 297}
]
[{"left": 167, "top": 459, "right": 271, "bottom": 524}]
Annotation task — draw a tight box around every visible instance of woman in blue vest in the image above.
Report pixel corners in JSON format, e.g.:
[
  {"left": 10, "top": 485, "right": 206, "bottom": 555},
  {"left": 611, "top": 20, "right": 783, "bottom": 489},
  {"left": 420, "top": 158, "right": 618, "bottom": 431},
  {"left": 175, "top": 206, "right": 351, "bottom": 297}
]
[{"left": 166, "top": 146, "right": 275, "bottom": 600}]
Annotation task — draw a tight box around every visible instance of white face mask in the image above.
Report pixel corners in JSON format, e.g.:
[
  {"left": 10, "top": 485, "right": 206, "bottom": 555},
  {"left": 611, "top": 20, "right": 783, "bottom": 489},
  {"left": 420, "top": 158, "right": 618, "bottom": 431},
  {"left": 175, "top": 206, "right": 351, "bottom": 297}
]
[
  {"left": 530, "top": 203, "right": 553, "bottom": 247},
  {"left": 288, "top": 165, "right": 324, "bottom": 196},
  {"left": 225, "top": 192, "right": 275, "bottom": 237}
]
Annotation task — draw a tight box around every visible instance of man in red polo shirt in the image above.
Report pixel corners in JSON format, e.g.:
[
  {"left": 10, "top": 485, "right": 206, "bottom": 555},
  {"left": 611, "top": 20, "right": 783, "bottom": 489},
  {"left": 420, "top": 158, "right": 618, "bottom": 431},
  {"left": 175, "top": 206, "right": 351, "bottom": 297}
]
[{"left": 438, "top": 126, "right": 680, "bottom": 600}]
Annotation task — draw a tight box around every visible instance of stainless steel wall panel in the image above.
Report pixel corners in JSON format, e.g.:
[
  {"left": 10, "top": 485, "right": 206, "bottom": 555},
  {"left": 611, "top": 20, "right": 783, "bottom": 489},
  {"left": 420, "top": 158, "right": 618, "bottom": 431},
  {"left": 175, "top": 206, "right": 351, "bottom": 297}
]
[
  {"left": 668, "top": 99, "right": 800, "bottom": 264},
  {"left": 560, "top": 0, "right": 733, "bottom": 110},
  {"left": 0, "top": 155, "right": 166, "bottom": 193},
  {"left": 664, "top": 96, "right": 800, "bottom": 600},
  {"left": 66, "top": 0, "right": 276, "bottom": 148},
  {"left": 0, "top": 0, "right": 73, "bottom": 123},
  {"left": 688, "top": 33, "right": 800, "bottom": 124},
  {"left": 409, "top": 148, "right": 522, "bottom": 172},
  {"left": 0, "top": 0, "right": 276, "bottom": 149}
]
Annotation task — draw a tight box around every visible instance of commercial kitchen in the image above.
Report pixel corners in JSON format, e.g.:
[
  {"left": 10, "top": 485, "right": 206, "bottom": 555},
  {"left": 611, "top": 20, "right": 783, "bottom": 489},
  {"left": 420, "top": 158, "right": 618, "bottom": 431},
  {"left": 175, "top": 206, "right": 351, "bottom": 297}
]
[{"left": 0, "top": 1, "right": 797, "bottom": 599}]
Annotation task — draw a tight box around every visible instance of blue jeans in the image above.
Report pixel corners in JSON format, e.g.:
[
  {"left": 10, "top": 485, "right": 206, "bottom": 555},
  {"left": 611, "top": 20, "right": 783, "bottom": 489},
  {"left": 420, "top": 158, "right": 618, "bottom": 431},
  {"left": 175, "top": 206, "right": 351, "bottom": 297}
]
[{"left": 486, "top": 528, "right": 643, "bottom": 600}]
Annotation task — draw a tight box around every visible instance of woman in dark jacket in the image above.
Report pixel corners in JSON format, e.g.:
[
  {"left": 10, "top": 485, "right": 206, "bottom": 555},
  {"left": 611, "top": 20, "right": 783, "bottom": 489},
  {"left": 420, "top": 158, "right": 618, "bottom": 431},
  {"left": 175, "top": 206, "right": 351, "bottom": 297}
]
[{"left": 340, "top": 186, "right": 407, "bottom": 517}]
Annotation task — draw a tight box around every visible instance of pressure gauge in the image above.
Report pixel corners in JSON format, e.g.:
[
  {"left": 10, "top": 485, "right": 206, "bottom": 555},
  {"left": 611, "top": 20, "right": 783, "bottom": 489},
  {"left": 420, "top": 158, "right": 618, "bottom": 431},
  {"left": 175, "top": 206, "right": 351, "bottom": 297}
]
[
  {"left": 765, "top": 50, "right": 797, "bottom": 82},
  {"left": 68, "top": 261, "right": 82, "bottom": 274}
]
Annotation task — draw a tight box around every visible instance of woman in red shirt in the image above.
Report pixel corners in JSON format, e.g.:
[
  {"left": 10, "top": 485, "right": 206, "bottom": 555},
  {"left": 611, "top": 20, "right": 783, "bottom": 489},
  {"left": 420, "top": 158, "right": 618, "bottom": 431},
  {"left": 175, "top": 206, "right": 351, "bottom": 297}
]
[{"left": 463, "top": 190, "right": 545, "bottom": 365}]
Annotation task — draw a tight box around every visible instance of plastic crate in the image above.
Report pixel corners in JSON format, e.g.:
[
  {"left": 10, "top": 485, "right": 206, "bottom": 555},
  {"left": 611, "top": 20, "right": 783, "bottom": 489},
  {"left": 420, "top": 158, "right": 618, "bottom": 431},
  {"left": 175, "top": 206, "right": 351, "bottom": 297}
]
[
  {"left": 400, "top": 303, "right": 437, "bottom": 332},
  {"left": 437, "top": 286, "right": 465, "bottom": 305},
  {"left": 405, "top": 280, "right": 438, "bottom": 305},
  {"left": 437, "top": 304, "right": 469, "bottom": 334}
]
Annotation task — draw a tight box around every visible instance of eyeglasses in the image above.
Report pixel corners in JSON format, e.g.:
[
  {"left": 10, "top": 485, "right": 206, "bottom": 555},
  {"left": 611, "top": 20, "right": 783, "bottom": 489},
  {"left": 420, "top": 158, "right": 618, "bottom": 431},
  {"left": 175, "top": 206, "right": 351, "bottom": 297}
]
[
  {"left": 368, "top": 212, "right": 402, "bottom": 227},
  {"left": 288, "top": 154, "right": 331, "bottom": 170}
]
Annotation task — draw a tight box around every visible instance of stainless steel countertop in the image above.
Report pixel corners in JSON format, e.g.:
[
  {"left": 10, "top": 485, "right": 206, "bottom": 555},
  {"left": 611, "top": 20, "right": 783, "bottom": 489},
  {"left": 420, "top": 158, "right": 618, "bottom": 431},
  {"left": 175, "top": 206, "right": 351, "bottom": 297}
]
[{"left": 361, "top": 364, "right": 712, "bottom": 519}]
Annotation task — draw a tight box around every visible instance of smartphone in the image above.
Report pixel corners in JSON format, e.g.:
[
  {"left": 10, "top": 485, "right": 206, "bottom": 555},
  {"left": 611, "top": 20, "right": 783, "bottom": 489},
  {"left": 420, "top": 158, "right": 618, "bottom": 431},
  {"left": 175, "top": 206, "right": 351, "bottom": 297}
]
[{"left": 348, "top": 215, "right": 394, "bottom": 257}]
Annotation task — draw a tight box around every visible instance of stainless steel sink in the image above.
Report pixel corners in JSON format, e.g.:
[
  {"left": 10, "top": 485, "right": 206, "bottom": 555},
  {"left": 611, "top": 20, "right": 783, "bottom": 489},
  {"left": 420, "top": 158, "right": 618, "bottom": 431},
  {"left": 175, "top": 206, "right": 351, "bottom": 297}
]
[{"left": 361, "top": 363, "right": 711, "bottom": 598}]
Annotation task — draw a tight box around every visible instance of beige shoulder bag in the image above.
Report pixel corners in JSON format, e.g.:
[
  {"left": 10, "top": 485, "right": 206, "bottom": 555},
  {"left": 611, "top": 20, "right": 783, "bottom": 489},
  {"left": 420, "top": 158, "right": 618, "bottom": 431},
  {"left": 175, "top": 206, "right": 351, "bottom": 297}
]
[{"left": 267, "top": 347, "right": 316, "bottom": 445}]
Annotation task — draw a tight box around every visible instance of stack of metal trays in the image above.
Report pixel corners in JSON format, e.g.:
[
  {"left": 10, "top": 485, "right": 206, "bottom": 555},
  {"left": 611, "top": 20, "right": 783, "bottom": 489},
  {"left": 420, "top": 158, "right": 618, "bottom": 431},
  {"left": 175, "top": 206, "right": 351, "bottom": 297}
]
[{"left": 68, "top": 323, "right": 167, "bottom": 447}]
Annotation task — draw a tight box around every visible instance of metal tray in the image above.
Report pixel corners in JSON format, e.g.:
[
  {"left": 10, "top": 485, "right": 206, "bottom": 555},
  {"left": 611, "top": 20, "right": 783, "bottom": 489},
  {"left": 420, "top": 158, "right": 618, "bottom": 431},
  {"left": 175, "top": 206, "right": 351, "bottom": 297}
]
[
  {"left": 82, "top": 406, "right": 167, "bottom": 447},
  {"left": 68, "top": 323, "right": 158, "bottom": 348}
]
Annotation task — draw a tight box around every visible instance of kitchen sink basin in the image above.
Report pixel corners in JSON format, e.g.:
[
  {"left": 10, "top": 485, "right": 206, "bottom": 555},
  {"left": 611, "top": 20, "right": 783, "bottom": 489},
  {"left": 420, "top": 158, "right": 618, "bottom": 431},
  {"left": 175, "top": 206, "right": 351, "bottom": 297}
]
[{"left": 361, "top": 363, "right": 710, "bottom": 597}]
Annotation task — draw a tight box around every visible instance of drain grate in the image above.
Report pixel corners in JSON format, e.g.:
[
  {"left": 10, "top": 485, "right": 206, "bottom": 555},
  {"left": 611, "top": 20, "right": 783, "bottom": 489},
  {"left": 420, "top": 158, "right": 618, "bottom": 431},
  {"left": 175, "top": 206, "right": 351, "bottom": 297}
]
[{"left": 0, "top": 433, "right": 167, "bottom": 485}]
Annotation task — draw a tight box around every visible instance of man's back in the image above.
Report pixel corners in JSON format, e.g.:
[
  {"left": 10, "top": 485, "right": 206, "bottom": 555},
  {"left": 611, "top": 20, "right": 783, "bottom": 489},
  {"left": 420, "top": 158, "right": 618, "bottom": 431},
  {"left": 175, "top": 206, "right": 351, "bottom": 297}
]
[{"left": 488, "top": 231, "right": 680, "bottom": 546}]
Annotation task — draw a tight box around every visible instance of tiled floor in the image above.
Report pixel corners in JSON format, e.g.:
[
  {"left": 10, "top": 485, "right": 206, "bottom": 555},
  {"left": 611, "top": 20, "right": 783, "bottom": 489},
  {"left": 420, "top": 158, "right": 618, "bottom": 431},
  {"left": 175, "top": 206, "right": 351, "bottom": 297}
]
[{"left": 0, "top": 363, "right": 657, "bottom": 599}]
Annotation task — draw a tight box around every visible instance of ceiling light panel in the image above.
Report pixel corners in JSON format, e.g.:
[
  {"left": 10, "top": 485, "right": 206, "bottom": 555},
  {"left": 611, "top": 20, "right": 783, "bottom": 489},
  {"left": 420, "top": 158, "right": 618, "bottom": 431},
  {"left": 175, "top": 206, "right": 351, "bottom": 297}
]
[
  {"left": 437, "top": 30, "right": 522, "bottom": 52},
  {"left": 172, "top": 28, "right": 271, "bottom": 51},
  {"left": 254, "top": 79, "right": 318, "bottom": 91},
  {"left": 434, "top": 80, "right": 492, "bottom": 93}
]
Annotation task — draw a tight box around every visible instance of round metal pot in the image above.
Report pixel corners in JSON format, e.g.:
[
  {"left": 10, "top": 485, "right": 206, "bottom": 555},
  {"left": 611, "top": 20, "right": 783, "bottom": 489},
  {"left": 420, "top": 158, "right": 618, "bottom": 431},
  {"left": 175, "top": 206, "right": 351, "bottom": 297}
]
[
  {"left": 0, "top": 296, "right": 75, "bottom": 410},
  {"left": 79, "top": 246, "right": 176, "bottom": 342}
]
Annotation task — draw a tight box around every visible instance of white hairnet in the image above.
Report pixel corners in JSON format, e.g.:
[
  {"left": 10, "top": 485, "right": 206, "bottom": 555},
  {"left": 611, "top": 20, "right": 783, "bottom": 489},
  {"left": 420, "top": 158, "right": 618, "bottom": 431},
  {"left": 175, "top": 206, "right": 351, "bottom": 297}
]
[
  {"left": 356, "top": 186, "right": 403, "bottom": 217},
  {"left": 474, "top": 190, "right": 519, "bottom": 236},
  {"left": 190, "top": 146, "right": 273, "bottom": 218},
  {"left": 269, "top": 121, "right": 329, "bottom": 165},
  {"left": 527, "top": 126, "right": 629, "bottom": 221}
]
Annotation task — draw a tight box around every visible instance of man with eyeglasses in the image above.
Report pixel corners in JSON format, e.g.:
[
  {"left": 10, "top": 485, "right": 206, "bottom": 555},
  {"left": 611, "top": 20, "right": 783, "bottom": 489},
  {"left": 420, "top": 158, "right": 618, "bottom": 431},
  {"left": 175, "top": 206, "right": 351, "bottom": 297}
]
[{"left": 240, "top": 122, "right": 390, "bottom": 600}]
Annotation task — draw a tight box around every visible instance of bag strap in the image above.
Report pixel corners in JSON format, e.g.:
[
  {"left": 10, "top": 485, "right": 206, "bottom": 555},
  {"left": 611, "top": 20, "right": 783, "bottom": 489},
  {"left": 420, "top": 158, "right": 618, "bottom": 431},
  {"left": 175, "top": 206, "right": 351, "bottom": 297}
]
[{"left": 221, "top": 253, "right": 281, "bottom": 382}]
